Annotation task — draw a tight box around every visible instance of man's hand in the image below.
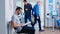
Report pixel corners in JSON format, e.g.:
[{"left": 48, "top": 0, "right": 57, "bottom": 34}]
[
  {"left": 37, "top": 16, "right": 39, "bottom": 19},
  {"left": 33, "top": 12, "right": 35, "bottom": 15},
  {"left": 21, "top": 23, "right": 25, "bottom": 26},
  {"left": 25, "top": 9, "right": 28, "bottom": 11}
]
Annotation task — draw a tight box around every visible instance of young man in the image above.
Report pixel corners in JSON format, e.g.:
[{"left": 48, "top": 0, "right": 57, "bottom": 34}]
[
  {"left": 23, "top": 0, "right": 34, "bottom": 27},
  {"left": 32, "top": 1, "right": 42, "bottom": 31},
  {"left": 11, "top": 7, "right": 35, "bottom": 34}
]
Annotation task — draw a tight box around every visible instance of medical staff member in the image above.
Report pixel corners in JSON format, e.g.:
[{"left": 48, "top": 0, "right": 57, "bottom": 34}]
[
  {"left": 11, "top": 7, "right": 35, "bottom": 34},
  {"left": 32, "top": 1, "right": 42, "bottom": 31},
  {"left": 23, "top": 0, "right": 33, "bottom": 27}
]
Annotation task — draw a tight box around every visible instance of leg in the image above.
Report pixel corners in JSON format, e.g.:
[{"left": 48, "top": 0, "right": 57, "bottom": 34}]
[
  {"left": 28, "top": 17, "right": 34, "bottom": 27},
  {"left": 33, "top": 15, "right": 37, "bottom": 28},
  {"left": 25, "top": 16, "right": 27, "bottom": 23},
  {"left": 25, "top": 16, "right": 28, "bottom": 26},
  {"left": 37, "top": 16, "right": 41, "bottom": 31},
  {"left": 20, "top": 26, "right": 35, "bottom": 34}
]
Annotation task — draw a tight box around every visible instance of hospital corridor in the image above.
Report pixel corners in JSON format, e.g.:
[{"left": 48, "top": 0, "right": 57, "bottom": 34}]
[{"left": 0, "top": 0, "right": 60, "bottom": 34}]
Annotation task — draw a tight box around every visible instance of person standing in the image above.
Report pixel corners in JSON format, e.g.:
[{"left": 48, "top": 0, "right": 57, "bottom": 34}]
[
  {"left": 32, "top": 1, "right": 42, "bottom": 31},
  {"left": 23, "top": 0, "right": 33, "bottom": 27}
]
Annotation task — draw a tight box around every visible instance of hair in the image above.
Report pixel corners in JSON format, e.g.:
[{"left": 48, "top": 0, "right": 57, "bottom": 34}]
[
  {"left": 23, "top": 0, "right": 27, "bottom": 2},
  {"left": 16, "top": 7, "right": 22, "bottom": 11}
]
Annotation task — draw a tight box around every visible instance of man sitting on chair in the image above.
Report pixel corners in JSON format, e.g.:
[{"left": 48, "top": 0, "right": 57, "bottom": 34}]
[{"left": 11, "top": 7, "right": 35, "bottom": 34}]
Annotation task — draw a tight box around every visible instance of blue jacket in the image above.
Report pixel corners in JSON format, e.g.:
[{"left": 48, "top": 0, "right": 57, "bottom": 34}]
[{"left": 32, "top": 4, "right": 40, "bottom": 16}]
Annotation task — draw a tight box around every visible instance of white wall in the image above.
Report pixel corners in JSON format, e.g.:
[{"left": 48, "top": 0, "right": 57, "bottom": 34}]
[
  {"left": 5, "top": 0, "right": 14, "bottom": 34},
  {"left": 0, "top": 0, "right": 7, "bottom": 34},
  {"left": 40, "top": 0, "right": 44, "bottom": 30},
  {"left": 5, "top": 0, "right": 14, "bottom": 23}
]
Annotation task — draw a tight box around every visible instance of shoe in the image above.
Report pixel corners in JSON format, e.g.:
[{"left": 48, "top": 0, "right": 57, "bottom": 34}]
[{"left": 39, "top": 30, "right": 44, "bottom": 32}]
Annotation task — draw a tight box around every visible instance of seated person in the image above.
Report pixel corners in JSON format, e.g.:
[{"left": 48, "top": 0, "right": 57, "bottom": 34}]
[{"left": 11, "top": 7, "right": 35, "bottom": 34}]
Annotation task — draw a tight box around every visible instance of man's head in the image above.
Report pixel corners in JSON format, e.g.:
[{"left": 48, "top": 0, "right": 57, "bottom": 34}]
[
  {"left": 23, "top": 0, "right": 28, "bottom": 5},
  {"left": 15, "top": 7, "right": 22, "bottom": 15},
  {"left": 37, "top": 1, "right": 40, "bottom": 6}
]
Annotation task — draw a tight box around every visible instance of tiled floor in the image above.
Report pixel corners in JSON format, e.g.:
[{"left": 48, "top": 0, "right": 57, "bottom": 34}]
[
  {"left": 12, "top": 23, "right": 60, "bottom": 34},
  {"left": 13, "top": 26, "right": 60, "bottom": 34},
  {"left": 35, "top": 28, "right": 60, "bottom": 34},
  {"left": 30, "top": 22, "right": 60, "bottom": 34}
]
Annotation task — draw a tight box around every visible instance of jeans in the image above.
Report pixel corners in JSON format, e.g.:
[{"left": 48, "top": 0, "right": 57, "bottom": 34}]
[
  {"left": 33, "top": 14, "right": 41, "bottom": 31},
  {"left": 25, "top": 16, "right": 34, "bottom": 27},
  {"left": 17, "top": 26, "right": 35, "bottom": 34}
]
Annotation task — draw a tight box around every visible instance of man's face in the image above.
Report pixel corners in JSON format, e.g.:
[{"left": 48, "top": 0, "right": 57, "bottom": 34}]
[
  {"left": 38, "top": 2, "right": 40, "bottom": 6},
  {"left": 17, "top": 9, "right": 22, "bottom": 15},
  {"left": 24, "top": 2, "right": 27, "bottom": 5}
]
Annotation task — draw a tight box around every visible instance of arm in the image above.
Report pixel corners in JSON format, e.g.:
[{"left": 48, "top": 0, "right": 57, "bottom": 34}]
[
  {"left": 12, "top": 21, "right": 22, "bottom": 27},
  {"left": 12, "top": 16, "right": 24, "bottom": 28},
  {"left": 32, "top": 8, "right": 35, "bottom": 16},
  {"left": 35, "top": 5, "right": 40, "bottom": 19},
  {"left": 36, "top": 5, "right": 39, "bottom": 17}
]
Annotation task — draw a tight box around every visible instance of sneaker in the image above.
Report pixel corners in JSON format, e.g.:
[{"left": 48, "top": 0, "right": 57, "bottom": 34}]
[{"left": 39, "top": 30, "right": 44, "bottom": 32}]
